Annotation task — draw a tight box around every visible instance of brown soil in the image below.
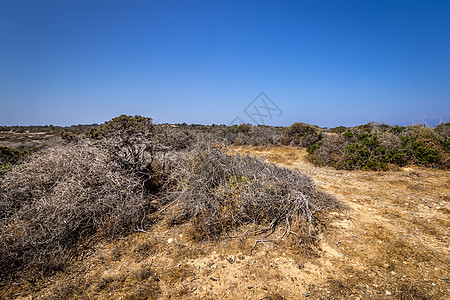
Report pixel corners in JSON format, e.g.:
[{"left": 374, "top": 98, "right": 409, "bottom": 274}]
[{"left": 3, "top": 146, "right": 449, "bottom": 299}]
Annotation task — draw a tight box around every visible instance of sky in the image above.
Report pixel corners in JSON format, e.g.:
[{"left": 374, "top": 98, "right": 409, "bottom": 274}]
[{"left": 0, "top": 0, "right": 449, "bottom": 127}]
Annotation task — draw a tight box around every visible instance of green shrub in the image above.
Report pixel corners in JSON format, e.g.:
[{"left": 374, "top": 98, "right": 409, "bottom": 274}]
[
  {"left": 58, "top": 130, "right": 77, "bottom": 141},
  {"left": 227, "top": 124, "right": 251, "bottom": 134},
  {"left": 307, "top": 125, "right": 445, "bottom": 171},
  {"left": 83, "top": 115, "right": 153, "bottom": 140},
  {"left": 389, "top": 126, "right": 407, "bottom": 134},
  {"left": 0, "top": 163, "right": 10, "bottom": 175},
  {"left": 0, "top": 146, "right": 21, "bottom": 165},
  {"left": 83, "top": 127, "right": 102, "bottom": 139},
  {"left": 328, "top": 126, "right": 348, "bottom": 134},
  {"left": 0, "top": 146, "right": 38, "bottom": 175}
]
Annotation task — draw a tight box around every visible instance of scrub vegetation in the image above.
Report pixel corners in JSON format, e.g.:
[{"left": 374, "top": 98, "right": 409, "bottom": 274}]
[{"left": 0, "top": 116, "right": 448, "bottom": 299}]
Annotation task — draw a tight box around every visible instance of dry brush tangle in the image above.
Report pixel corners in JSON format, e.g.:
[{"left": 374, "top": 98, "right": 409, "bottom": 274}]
[
  {"left": 0, "top": 115, "right": 342, "bottom": 283},
  {"left": 160, "top": 146, "right": 341, "bottom": 247},
  {"left": 0, "top": 143, "right": 151, "bottom": 279}
]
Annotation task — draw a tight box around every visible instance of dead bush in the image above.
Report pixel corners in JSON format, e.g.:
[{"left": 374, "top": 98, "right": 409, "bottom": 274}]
[
  {"left": 435, "top": 122, "right": 450, "bottom": 141},
  {"left": 218, "top": 125, "right": 283, "bottom": 146},
  {"left": 0, "top": 143, "right": 151, "bottom": 279},
  {"left": 154, "top": 124, "right": 213, "bottom": 150},
  {"left": 160, "top": 145, "right": 340, "bottom": 243}
]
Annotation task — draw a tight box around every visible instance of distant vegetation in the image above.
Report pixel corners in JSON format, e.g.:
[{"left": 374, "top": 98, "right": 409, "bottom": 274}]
[
  {"left": 307, "top": 122, "right": 449, "bottom": 170},
  {"left": 1, "top": 120, "right": 448, "bottom": 173},
  {"left": 0, "top": 124, "right": 98, "bottom": 134}
]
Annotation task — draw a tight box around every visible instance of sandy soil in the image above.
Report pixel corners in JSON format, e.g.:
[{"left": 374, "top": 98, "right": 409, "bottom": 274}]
[{"left": 5, "top": 146, "right": 449, "bottom": 299}]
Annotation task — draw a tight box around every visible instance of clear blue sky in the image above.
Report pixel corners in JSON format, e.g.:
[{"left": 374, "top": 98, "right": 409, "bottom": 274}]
[{"left": 1, "top": 0, "right": 449, "bottom": 127}]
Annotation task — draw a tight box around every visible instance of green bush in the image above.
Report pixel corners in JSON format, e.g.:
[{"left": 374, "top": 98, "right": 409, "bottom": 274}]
[
  {"left": 0, "top": 163, "right": 10, "bottom": 175},
  {"left": 83, "top": 115, "right": 153, "bottom": 140},
  {"left": 307, "top": 125, "right": 446, "bottom": 171},
  {"left": 328, "top": 126, "right": 348, "bottom": 134},
  {"left": 83, "top": 127, "right": 102, "bottom": 139},
  {"left": 0, "top": 146, "right": 38, "bottom": 175},
  {"left": 227, "top": 124, "right": 252, "bottom": 134}
]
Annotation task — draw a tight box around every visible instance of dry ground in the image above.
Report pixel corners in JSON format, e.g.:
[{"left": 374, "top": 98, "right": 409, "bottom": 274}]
[{"left": 3, "top": 146, "right": 449, "bottom": 299}]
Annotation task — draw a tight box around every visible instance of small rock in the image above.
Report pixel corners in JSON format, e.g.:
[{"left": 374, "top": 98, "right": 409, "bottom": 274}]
[
  {"left": 167, "top": 238, "right": 173, "bottom": 244},
  {"left": 210, "top": 277, "right": 218, "bottom": 281},
  {"left": 248, "top": 286, "right": 253, "bottom": 289},
  {"left": 302, "top": 292, "right": 310, "bottom": 297},
  {"left": 338, "top": 253, "right": 345, "bottom": 259},
  {"left": 384, "top": 264, "right": 391, "bottom": 268},
  {"left": 386, "top": 290, "right": 392, "bottom": 295}
]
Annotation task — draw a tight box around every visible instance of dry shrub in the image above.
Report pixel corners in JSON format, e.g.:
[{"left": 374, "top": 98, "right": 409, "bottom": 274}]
[
  {"left": 155, "top": 124, "right": 215, "bottom": 150},
  {"left": 396, "top": 282, "right": 428, "bottom": 300},
  {"left": 435, "top": 122, "right": 450, "bottom": 141},
  {"left": 227, "top": 125, "right": 283, "bottom": 146},
  {"left": 0, "top": 143, "right": 150, "bottom": 279},
  {"left": 154, "top": 123, "right": 283, "bottom": 149},
  {"left": 161, "top": 146, "right": 340, "bottom": 242},
  {"left": 124, "top": 280, "right": 161, "bottom": 300},
  {"left": 282, "top": 122, "right": 322, "bottom": 147},
  {"left": 307, "top": 133, "right": 349, "bottom": 167}
]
